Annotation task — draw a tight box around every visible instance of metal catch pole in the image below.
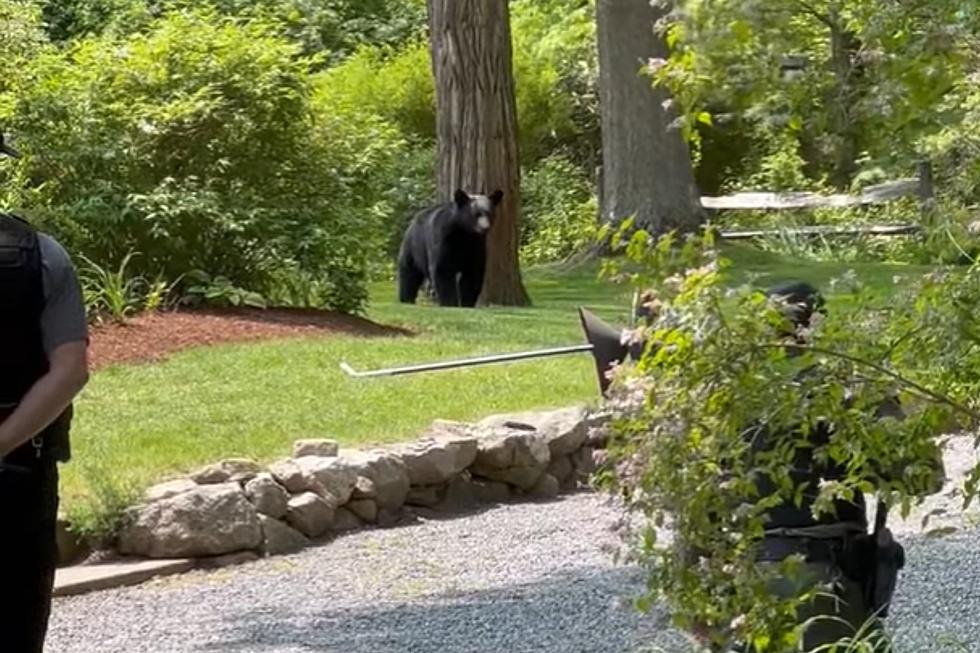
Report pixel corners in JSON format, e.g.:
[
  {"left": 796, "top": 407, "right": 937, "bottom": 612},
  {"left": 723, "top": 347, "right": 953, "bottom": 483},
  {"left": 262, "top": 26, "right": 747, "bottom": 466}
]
[{"left": 339, "top": 343, "right": 595, "bottom": 378}]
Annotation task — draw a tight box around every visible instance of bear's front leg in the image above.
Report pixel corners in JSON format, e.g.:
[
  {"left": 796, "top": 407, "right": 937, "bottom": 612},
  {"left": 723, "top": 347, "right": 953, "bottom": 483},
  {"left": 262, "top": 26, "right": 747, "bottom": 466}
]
[
  {"left": 432, "top": 263, "right": 461, "bottom": 307},
  {"left": 458, "top": 251, "right": 486, "bottom": 307}
]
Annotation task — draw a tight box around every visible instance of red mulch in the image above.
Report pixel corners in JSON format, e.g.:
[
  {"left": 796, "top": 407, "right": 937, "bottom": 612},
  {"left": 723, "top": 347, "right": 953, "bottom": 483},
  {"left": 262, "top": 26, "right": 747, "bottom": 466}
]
[{"left": 87, "top": 307, "right": 411, "bottom": 371}]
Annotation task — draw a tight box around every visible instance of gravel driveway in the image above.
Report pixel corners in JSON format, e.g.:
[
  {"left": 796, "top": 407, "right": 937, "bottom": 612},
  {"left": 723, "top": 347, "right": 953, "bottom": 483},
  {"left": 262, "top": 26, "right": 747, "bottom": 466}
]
[{"left": 47, "top": 493, "right": 979, "bottom": 653}]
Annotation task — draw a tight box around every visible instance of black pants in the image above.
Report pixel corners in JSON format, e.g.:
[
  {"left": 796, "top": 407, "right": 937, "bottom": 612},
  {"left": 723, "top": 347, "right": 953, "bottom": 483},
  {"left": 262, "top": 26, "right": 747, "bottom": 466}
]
[{"left": 0, "top": 448, "right": 59, "bottom": 653}]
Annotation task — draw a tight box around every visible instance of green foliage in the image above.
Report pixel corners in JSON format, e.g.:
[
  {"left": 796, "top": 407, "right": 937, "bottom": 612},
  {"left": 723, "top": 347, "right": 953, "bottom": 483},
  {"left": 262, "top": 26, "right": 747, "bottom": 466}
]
[
  {"left": 79, "top": 250, "right": 157, "bottom": 322},
  {"left": 511, "top": 0, "right": 600, "bottom": 167},
  {"left": 598, "top": 226, "right": 980, "bottom": 650},
  {"left": 314, "top": 40, "right": 435, "bottom": 143},
  {"left": 654, "top": 0, "right": 975, "bottom": 190},
  {"left": 61, "top": 262, "right": 626, "bottom": 541},
  {"left": 0, "top": 0, "right": 47, "bottom": 96},
  {"left": 520, "top": 153, "right": 598, "bottom": 266},
  {"left": 183, "top": 270, "right": 267, "bottom": 309},
  {"left": 177, "top": 0, "right": 427, "bottom": 64},
  {"left": 39, "top": 0, "right": 151, "bottom": 41},
  {"left": 62, "top": 438, "right": 141, "bottom": 547},
  {"left": 3, "top": 8, "right": 382, "bottom": 313}
]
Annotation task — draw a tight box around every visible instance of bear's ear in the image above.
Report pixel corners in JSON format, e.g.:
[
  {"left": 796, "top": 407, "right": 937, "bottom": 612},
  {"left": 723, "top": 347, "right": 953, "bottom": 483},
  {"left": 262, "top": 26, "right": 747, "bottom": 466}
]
[
  {"left": 489, "top": 190, "right": 504, "bottom": 206},
  {"left": 454, "top": 189, "right": 471, "bottom": 208}
]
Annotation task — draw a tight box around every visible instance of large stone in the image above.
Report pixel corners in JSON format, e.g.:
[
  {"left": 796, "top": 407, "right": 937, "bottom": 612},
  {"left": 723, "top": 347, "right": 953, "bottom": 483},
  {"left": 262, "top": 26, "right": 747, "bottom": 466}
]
[
  {"left": 472, "top": 427, "right": 551, "bottom": 471},
  {"left": 244, "top": 473, "right": 290, "bottom": 519},
  {"left": 292, "top": 456, "right": 360, "bottom": 504},
  {"left": 190, "top": 459, "right": 261, "bottom": 485},
  {"left": 584, "top": 409, "right": 613, "bottom": 449},
  {"left": 530, "top": 473, "right": 560, "bottom": 499},
  {"left": 393, "top": 421, "right": 479, "bottom": 486},
  {"left": 259, "top": 515, "right": 310, "bottom": 556},
  {"left": 440, "top": 473, "right": 477, "bottom": 511},
  {"left": 332, "top": 507, "right": 364, "bottom": 533},
  {"left": 572, "top": 446, "right": 597, "bottom": 479},
  {"left": 347, "top": 499, "right": 379, "bottom": 523},
  {"left": 352, "top": 476, "right": 377, "bottom": 499},
  {"left": 144, "top": 479, "right": 198, "bottom": 503},
  {"left": 547, "top": 455, "right": 574, "bottom": 484},
  {"left": 472, "top": 479, "right": 510, "bottom": 504},
  {"left": 478, "top": 407, "right": 588, "bottom": 457},
  {"left": 268, "top": 459, "right": 306, "bottom": 493},
  {"left": 285, "top": 492, "right": 335, "bottom": 538},
  {"left": 342, "top": 451, "right": 410, "bottom": 511},
  {"left": 293, "top": 439, "right": 340, "bottom": 458},
  {"left": 475, "top": 465, "right": 547, "bottom": 491},
  {"left": 406, "top": 485, "right": 443, "bottom": 508},
  {"left": 118, "top": 483, "right": 262, "bottom": 558},
  {"left": 471, "top": 426, "right": 551, "bottom": 490}
]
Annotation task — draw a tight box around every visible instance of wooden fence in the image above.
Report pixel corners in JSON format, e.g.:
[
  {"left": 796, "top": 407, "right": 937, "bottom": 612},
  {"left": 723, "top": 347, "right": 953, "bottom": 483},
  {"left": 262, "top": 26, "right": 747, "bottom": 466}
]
[{"left": 701, "top": 160, "right": 934, "bottom": 241}]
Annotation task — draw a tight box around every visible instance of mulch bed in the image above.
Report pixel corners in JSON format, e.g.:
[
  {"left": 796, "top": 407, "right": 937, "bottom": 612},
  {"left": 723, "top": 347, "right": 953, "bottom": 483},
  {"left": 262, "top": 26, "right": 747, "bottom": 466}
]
[{"left": 87, "top": 306, "right": 411, "bottom": 371}]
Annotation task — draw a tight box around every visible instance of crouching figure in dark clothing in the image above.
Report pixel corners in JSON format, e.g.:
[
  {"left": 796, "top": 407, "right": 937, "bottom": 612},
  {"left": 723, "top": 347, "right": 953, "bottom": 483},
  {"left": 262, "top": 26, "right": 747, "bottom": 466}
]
[{"left": 731, "top": 282, "right": 944, "bottom": 653}]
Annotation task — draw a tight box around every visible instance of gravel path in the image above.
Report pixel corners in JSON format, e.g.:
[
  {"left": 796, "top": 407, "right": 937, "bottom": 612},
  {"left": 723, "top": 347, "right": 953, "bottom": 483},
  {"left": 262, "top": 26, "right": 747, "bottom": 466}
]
[{"left": 47, "top": 493, "right": 980, "bottom": 653}]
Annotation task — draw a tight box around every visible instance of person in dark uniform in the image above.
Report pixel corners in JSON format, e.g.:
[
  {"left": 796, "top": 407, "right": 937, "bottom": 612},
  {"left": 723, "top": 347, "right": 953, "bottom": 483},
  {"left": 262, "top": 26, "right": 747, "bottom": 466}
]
[
  {"left": 736, "top": 281, "right": 942, "bottom": 652},
  {"left": 0, "top": 133, "right": 90, "bottom": 652}
]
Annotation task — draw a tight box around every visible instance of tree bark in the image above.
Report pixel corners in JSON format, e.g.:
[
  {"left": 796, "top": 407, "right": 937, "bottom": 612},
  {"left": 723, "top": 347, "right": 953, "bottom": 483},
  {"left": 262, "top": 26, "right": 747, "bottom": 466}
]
[
  {"left": 596, "top": 0, "right": 704, "bottom": 234},
  {"left": 827, "top": 5, "right": 861, "bottom": 190},
  {"left": 428, "top": 0, "right": 529, "bottom": 306}
]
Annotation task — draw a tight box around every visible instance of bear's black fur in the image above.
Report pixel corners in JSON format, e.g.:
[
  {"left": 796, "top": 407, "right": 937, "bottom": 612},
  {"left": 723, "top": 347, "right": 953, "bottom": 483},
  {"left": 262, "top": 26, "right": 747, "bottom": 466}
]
[{"left": 398, "top": 189, "right": 503, "bottom": 307}]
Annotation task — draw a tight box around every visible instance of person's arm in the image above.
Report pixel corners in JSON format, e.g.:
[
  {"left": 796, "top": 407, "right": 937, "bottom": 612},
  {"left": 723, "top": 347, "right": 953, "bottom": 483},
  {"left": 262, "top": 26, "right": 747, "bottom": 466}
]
[{"left": 0, "top": 342, "right": 88, "bottom": 457}]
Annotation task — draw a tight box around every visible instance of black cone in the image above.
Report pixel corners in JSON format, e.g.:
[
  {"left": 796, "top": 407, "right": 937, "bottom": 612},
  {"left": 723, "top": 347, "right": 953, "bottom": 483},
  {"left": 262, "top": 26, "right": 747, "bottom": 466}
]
[{"left": 578, "top": 307, "right": 630, "bottom": 396}]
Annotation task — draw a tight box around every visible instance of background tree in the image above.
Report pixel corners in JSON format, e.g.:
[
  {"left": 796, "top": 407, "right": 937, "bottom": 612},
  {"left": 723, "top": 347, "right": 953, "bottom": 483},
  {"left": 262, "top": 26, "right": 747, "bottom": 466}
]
[
  {"left": 652, "top": 0, "right": 972, "bottom": 193},
  {"left": 427, "top": 0, "right": 529, "bottom": 306},
  {"left": 595, "top": 0, "right": 704, "bottom": 235}
]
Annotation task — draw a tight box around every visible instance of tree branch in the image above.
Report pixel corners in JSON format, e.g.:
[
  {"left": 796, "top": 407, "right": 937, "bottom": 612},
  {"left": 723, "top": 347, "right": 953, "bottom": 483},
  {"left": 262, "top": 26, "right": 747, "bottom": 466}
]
[
  {"left": 756, "top": 343, "right": 980, "bottom": 423},
  {"left": 795, "top": 0, "right": 834, "bottom": 28}
]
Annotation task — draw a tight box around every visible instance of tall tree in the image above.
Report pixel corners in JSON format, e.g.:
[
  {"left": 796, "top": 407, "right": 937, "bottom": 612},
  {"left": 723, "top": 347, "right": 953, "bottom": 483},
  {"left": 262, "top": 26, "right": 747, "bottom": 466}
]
[
  {"left": 428, "top": 0, "right": 529, "bottom": 306},
  {"left": 596, "top": 0, "right": 703, "bottom": 234}
]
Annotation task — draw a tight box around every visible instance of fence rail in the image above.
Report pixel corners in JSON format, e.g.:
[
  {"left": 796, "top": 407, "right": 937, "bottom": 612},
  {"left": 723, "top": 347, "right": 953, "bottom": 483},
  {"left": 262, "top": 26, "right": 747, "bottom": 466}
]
[{"left": 701, "top": 161, "right": 933, "bottom": 241}]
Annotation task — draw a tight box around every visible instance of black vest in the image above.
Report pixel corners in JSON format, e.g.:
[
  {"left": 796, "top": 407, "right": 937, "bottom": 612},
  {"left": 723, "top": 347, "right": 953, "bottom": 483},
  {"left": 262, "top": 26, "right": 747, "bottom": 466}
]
[{"left": 0, "top": 213, "right": 71, "bottom": 461}]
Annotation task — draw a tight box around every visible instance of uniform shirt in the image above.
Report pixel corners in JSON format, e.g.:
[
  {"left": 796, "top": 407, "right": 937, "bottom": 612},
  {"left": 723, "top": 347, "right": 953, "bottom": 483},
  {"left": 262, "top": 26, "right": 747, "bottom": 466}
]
[{"left": 38, "top": 234, "right": 88, "bottom": 354}]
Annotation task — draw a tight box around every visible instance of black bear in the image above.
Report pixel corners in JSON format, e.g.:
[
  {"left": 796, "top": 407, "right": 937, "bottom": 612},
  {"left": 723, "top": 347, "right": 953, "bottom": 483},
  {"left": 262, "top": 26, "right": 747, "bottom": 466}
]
[{"left": 398, "top": 189, "right": 503, "bottom": 307}]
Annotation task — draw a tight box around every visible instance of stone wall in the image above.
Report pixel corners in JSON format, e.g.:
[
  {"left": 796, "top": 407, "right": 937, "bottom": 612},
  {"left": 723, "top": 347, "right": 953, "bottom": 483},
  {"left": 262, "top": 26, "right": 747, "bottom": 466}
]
[{"left": 110, "top": 406, "right": 612, "bottom": 562}]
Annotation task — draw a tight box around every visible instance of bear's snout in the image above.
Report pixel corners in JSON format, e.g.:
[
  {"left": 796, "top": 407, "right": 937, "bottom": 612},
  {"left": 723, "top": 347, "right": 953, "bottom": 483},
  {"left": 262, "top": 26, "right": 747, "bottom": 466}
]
[{"left": 476, "top": 216, "right": 491, "bottom": 233}]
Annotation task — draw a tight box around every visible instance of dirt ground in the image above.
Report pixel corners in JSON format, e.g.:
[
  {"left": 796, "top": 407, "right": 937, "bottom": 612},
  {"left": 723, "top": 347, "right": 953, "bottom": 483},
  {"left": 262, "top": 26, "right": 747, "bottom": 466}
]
[{"left": 87, "top": 307, "right": 410, "bottom": 371}]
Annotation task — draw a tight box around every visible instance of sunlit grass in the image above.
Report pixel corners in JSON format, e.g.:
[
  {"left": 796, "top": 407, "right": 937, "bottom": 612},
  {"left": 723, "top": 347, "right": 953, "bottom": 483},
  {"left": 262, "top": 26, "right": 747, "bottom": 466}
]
[{"left": 62, "top": 245, "right": 919, "bottom": 534}]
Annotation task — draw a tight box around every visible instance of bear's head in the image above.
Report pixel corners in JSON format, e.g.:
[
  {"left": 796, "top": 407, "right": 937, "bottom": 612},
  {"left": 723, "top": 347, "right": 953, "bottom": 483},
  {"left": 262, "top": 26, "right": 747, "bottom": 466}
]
[{"left": 453, "top": 188, "right": 504, "bottom": 235}]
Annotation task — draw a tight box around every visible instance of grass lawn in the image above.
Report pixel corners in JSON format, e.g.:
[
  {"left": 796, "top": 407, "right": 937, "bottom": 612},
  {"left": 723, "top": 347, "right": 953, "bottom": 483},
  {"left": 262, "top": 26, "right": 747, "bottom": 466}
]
[{"left": 60, "top": 244, "right": 933, "bottom": 533}]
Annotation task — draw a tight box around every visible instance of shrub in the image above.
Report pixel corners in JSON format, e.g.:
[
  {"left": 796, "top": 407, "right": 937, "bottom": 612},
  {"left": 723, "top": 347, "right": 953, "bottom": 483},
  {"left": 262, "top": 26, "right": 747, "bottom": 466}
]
[
  {"left": 520, "top": 153, "right": 598, "bottom": 266},
  {"left": 0, "top": 0, "right": 47, "bottom": 94},
  {"left": 597, "top": 227, "right": 979, "bottom": 649},
  {"left": 2, "top": 8, "right": 385, "bottom": 313},
  {"left": 313, "top": 40, "right": 435, "bottom": 144},
  {"left": 511, "top": 0, "right": 599, "bottom": 168}
]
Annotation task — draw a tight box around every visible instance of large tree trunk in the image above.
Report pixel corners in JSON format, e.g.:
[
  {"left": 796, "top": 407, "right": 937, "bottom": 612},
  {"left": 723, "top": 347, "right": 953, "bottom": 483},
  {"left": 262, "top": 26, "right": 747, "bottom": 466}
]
[
  {"left": 827, "top": 5, "right": 861, "bottom": 190},
  {"left": 596, "top": 0, "right": 703, "bottom": 234},
  {"left": 428, "top": 0, "right": 529, "bottom": 306}
]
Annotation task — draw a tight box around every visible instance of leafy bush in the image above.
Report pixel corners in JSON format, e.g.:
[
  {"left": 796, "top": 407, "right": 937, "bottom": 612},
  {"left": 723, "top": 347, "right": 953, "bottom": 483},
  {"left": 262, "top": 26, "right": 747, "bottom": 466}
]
[
  {"left": 511, "top": 0, "right": 599, "bottom": 168},
  {"left": 520, "top": 153, "right": 598, "bottom": 266},
  {"left": 185, "top": 0, "right": 427, "bottom": 64},
  {"left": 78, "top": 250, "right": 177, "bottom": 322},
  {"left": 2, "top": 8, "right": 385, "bottom": 313},
  {"left": 0, "top": 0, "right": 47, "bottom": 94},
  {"left": 313, "top": 40, "right": 435, "bottom": 144},
  {"left": 39, "top": 0, "right": 151, "bottom": 41},
  {"left": 598, "top": 226, "right": 979, "bottom": 650}
]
